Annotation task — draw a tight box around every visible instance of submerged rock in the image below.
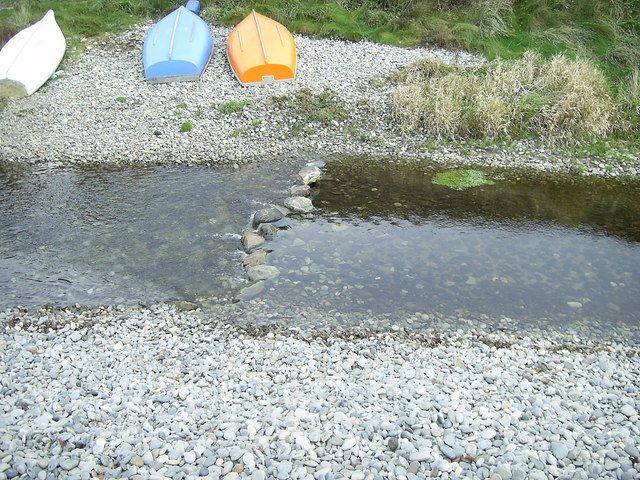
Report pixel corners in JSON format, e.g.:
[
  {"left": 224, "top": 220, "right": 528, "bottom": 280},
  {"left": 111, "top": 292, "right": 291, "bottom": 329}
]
[
  {"left": 257, "top": 223, "right": 279, "bottom": 239},
  {"left": 290, "top": 184, "right": 311, "bottom": 197},
  {"left": 246, "top": 265, "right": 280, "bottom": 281},
  {"left": 243, "top": 249, "right": 269, "bottom": 268},
  {"left": 236, "top": 281, "right": 265, "bottom": 301}
]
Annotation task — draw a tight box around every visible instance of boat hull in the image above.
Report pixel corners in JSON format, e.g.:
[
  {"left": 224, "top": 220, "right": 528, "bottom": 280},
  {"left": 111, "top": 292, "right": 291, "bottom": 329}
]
[
  {"left": 143, "top": 5, "right": 213, "bottom": 84},
  {"left": 0, "top": 10, "right": 66, "bottom": 97},
  {"left": 227, "top": 11, "right": 296, "bottom": 85}
]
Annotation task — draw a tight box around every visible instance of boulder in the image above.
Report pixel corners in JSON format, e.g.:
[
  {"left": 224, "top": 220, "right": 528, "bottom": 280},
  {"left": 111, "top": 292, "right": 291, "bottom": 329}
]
[
  {"left": 243, "top": 249, "right": 268, "bottom": 268},
  {"left": 252, "top": 207, "right": 284, "bottom": 228},
  {"left": 290, "top": 184, "right": 311, "bottom": 197},
  {"left": 298, "top": 166, "right": 322, "bottom": 185},
  {"left": 284, "top": 196, "right": 314, "bottom": 213},
  {"left": 241, "top": 232, "right": 265, "bottom": 251}
]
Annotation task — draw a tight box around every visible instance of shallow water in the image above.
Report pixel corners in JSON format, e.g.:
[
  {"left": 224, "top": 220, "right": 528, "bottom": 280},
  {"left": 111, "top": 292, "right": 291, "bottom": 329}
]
[
  {"left": 0, "top": 161, "right": 298, "bottom": 309},
  {"left": 1, "top": 156, "right": 639, "bottom": 334},
  {"left": 265, "top": 157, "right": 640, "bottom": 328}
]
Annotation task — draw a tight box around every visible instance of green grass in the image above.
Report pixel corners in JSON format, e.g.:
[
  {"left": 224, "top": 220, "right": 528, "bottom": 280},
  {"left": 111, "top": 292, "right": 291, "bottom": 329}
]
[
  {"left": 217, "top": 100, "right": 254, "bottom": 115},
  {"left": 2, "top": 1, "right": 638, "bottom": 85},
  {"left": 180, "top": 121, "right": 193, "bottom": 132},
  {"left": 0, "top": 0, "right": 173, "bottom": 47},
  {"left": 271, "top": 88, "right": 348, "bottom": 135}
]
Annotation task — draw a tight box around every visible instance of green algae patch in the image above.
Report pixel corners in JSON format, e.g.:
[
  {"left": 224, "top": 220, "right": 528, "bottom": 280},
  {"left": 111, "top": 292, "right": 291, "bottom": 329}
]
[{"left": 432, "top": 169, "right": 494, "bottom": 191}]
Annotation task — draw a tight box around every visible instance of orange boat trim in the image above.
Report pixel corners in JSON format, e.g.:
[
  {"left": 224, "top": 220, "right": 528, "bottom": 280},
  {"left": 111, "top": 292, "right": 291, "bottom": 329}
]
[{"left": 227, "top": 10, "right": 296, "bottom": 85}]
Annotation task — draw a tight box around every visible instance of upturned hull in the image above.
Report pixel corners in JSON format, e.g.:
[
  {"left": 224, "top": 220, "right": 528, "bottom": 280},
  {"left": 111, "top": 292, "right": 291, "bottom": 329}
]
[
  {"left": 143, "top": 5, "right": 213, "bottom": 84},
  {"left": 0, "top": 10, "right": 66, "bottom": 97},
  {"left": 227, "top": 11, "right": 297, "bottom": 85}
]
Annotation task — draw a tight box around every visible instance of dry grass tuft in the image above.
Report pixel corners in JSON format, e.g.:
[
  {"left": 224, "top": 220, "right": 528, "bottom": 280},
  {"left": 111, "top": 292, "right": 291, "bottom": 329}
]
[
  {"left": 392, "top": 51, "right": 616, "bottom": 143},
  {"left": 615, "top": 68, "right": 640, "bottom": 134},
  {"left": 535, "top": 55, "right": 613, "bottom": 141}
]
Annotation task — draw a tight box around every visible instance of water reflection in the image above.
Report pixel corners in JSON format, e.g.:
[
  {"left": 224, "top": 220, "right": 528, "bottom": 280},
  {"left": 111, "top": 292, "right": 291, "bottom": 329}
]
[{"left": 265, "top": 157, "right": 640, "bottom": 326}]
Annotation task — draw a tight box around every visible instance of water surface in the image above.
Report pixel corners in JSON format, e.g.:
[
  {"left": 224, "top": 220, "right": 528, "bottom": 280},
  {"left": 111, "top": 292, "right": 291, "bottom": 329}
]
[
  {"left": 0, "top": 161, "right": 298, "bottom": 309},
  {"left": 1, "top": 156, "right": 638, "bottom": 336},
  {"left": 265, "top": 157, "right": 640, "bottom": 328}
]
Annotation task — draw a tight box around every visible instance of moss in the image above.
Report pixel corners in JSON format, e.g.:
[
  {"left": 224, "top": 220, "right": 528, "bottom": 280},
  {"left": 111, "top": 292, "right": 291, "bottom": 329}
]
[{"left": 432, "top": 169, "right": 495, "bottom": 190}]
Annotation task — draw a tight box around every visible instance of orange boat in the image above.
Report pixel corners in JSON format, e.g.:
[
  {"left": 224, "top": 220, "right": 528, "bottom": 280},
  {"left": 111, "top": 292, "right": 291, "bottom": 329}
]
[{"left": 227, "top": 11, "right": 296, "bottom": 85}]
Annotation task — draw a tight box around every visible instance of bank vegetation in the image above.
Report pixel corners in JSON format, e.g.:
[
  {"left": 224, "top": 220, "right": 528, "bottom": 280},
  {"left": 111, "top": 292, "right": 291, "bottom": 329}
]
[{"left": 2, "top": 0, "right": 638, "bottom": 148}]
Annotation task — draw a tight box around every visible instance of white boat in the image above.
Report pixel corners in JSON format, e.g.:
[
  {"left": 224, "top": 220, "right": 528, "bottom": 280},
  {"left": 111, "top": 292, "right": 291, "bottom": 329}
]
[{"left": 0, "top": 10, "right": 66, "bottom": 97}]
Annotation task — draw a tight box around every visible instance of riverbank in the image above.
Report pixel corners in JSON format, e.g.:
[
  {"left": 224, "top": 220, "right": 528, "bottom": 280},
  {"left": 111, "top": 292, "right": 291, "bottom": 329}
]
[
  {"left": 1, "top": 303, "right": 639, "bottom": 480},
  {"left": 0, "top": 24, "right": 638, "bottom": 177}
]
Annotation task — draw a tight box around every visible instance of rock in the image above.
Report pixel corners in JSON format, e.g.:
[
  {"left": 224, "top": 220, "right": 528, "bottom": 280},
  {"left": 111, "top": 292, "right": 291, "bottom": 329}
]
[
  {"left": 551, "top": 442, "right": 568, "bottom": 460},
  {"left": 59, "top": 457, "right": 80, "bottom": 471},
  {"left": 482, "top": 428, "right": 497, "bottom": 440},
  {"left": 298, "top": 166, "right": 322, "bottom": 185},
  {"left": 252, "top": 207, "right": 284, "bottom": 227},
  {"left": 169, "top": 300, "right": 198, "bottom": 311},
  {"left": 620, "top": 404, "right": 635, "bottom": 417},
  {"left": 409, "top": 446, "right": 431, "bottom": 462},
  {"left": 243, "top": 249, "right": 269, "bottom": 268},
  {"left": 290, "top": 184, "right": 311, "bottom": 197},
  {"left": 241, "top": 232, "right": 265, "bottom": 251},
  {"left": 387, "top": 437, "right": 399, "bottom": 451},
  {"left": 342, "top": 438, "right": 357, "bottom": 451},
  {"left": 246, "top": 265, "right": 279, "bottom": 281},
  {"left": 567, "top": 301, "right": 583, "bottom": 309},
  {"left": 284, "top": 196, "right": 314, "bottom": 213},
  {"left": 257, "top": 223, "right": 278, "bottom": 239},
  {"left": 236, "top": 281, "right": 265, "bottom": 301}
]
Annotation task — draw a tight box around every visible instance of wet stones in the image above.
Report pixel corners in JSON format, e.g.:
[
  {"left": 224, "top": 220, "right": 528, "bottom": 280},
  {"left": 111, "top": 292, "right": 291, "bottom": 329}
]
[
  {"left": 241, "top": 233, "right": 265, "bottom": 251},
  {"left": 284, "top": 196, "right": 314, "bottom": 213},
  {"left": 246, "top": 265, "right": 280, "bottom": 282},
  {"left": 298, "top": 165, "right": 322, "bottom": 185},
  {"left": 290, "top": 184, "right": 311, "bottom": 197},
  {"left": 238, "top": 163, "right": 324, "bottom": 300},
  {"left": 252, "top": 207, "right": 284, "bottom": 228},
  {"left": 243, "top": 250, "right": 268, "bottom": 268}
]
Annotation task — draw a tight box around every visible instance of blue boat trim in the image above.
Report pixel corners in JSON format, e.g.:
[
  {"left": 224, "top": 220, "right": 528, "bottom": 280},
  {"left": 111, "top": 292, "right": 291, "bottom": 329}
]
[{"left": 186, "top": 1, "right": 201, "bottom": 15}]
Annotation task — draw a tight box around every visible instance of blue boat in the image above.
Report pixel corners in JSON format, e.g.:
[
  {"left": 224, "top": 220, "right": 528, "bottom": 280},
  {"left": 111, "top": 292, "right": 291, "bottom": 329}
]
[{"left": 143, "top": 1, "right": 213, "bottom": 83}]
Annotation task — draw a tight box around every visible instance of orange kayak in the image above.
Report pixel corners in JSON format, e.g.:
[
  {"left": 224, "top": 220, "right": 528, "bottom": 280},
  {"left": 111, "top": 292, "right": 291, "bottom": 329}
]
[{"left": 227, "top": 11, "right": 296, "bottom": 85}]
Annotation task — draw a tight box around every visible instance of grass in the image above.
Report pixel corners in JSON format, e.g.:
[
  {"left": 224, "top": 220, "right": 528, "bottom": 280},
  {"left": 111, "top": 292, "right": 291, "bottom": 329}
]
[
  {"left": 180, "top": 121, "right": 193, "bottom": 132},
  {"left": 392, "top": 52, "right": 618, "bottom": 144},
  {"left": 217, "top": 100, "right": 254, "bottom": 115},
  {"left": 2, "top": 1, "right": 638, "bottom": 85},
  {"left": 1, "top": 0, "right": 638, "bottom": 149},
  {"left": 271, "top": 88, "right": 348, "bottom": 135}
]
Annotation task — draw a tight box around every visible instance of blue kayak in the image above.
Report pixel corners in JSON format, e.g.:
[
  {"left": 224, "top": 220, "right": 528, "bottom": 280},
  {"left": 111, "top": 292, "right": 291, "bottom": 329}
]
[{"left": 143, "top": 1, "right": 213, "bottom": 83}]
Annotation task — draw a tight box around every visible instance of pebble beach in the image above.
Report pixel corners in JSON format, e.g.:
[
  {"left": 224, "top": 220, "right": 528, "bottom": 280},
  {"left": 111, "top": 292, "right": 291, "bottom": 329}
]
[{"left": 1, "top": 22, "right": 639, "bottom": 480}]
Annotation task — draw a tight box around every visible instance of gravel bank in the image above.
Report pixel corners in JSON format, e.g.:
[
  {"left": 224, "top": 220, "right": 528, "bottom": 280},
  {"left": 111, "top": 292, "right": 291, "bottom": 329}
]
[
  {"left": 1, "top": 304, "right": 639, "bottom": 480},
  {"left": 1, "top": 24, "right": 638, "bottom": 176},
  {"left": 0, "top": 25, "right": 475, "bottom": 166}
]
